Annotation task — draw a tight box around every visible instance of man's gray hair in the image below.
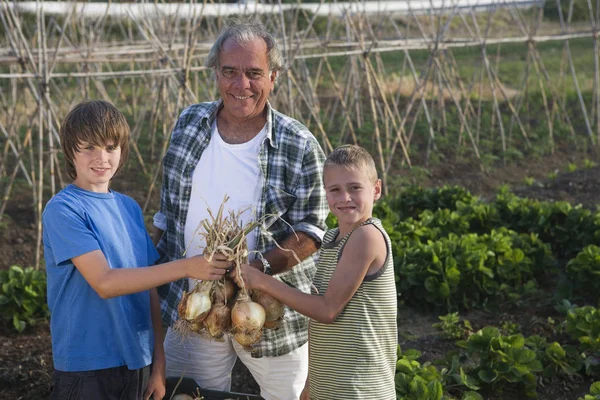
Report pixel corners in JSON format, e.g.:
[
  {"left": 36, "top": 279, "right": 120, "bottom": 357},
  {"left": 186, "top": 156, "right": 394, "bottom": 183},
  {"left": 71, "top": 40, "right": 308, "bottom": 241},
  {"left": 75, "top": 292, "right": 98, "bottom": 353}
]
[{"left": 206, "top": 21, "right": 284, "bottom": 72}]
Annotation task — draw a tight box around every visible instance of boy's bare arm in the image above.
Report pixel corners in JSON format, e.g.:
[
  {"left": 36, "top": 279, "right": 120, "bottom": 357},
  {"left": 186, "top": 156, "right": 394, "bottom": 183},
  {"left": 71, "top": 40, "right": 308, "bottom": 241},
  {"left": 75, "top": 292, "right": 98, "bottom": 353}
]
[
  {"left": 144, "top": 288, "right": 166, "bottom": 400},
  {"left": 234, "top": 224, "right": 385, "bottom": 323},
  {"left": 72, "top": 250, "right": 230, "bottom": 299}
]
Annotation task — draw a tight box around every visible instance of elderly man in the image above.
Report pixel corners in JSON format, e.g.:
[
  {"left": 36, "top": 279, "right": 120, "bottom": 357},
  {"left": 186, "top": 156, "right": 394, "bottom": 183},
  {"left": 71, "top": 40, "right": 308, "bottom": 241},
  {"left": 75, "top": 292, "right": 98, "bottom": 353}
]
[{"left": 153, "top": 21, "right": 328, "bottom": 400}]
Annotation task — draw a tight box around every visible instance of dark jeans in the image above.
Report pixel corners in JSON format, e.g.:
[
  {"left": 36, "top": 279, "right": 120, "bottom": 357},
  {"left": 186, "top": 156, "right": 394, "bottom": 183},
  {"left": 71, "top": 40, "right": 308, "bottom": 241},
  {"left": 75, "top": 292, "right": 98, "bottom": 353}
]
[{"left": 51, "top": 365, "right": 150, "bottom": 400}]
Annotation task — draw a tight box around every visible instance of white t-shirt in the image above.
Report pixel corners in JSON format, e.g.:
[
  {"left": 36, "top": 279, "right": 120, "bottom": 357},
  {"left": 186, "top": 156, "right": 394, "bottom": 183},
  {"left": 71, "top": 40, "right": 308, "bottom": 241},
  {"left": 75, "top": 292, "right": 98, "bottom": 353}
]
[{"left": 184, "top": 121, "right": 266, "bottom": 287}]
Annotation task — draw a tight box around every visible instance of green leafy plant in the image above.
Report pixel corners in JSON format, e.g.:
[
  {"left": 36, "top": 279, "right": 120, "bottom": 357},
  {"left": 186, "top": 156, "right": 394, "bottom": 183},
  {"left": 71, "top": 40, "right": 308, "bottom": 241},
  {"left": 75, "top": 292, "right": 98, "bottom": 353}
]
[
  {"left": 566, "top": 245, "right": 600, "bottom": 298},
  {"left": 434, "top": 313, "right": 473, "bottom": 340},
  {"left": 395, "top": 346, "right": 446, "bottom": 400},
  {"left": 456, "top": 327, "right": 543, "bottom": 397},
  {"left": 579, "top": 381, "right": 600, "bottom": 400},
  {"left": 584, "top": 159, "right": 597, "bottom": 169},
  {"left": 523, "top": 177, "right": 535, "bottom": 186},
  {"left": 563, "top": 305, "right": 600, "bottom": 377},
  {"left": 0, "top": 265, "right": 49, "bottom": 332},
  {"left": 526, "top": 335, "right": 583, "bottom": 378},
  {"left": 567, "top": 163, "right": 578, "bottom": 173},
  {"left": 564, "top": 306, "right": 600, "bottom": 354}
]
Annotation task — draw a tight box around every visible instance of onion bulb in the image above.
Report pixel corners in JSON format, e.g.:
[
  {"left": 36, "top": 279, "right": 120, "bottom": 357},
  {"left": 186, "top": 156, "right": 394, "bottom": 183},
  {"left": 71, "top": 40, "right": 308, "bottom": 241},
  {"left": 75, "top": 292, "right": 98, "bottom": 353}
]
[
  {"left": 213, "top": 276, "right": 237, "bottom": 305},
  {"left": 231, "top": 296, "right": 265, "bottom": 348},
  {"left": 203, "top": 304, "right": 231, "bottom": 339},
  {"left": 178, "top": 281, "right": 213, "bottom": 323},
  {"left": 234, "top": 329, "right": 263, "bottom": 348},
  {"left": 263, "top": 319, "right": 282, "bottom": 330},
  {"left": 251, "top": 290, "right": 284, "bottom": 327}
]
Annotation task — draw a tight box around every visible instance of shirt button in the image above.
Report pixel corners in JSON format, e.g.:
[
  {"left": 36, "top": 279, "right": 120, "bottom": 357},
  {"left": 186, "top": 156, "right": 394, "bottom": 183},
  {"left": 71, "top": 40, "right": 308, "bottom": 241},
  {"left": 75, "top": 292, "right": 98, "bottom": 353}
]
[{"left": 184, "top": 190, "right": 190, "bottom": 196}]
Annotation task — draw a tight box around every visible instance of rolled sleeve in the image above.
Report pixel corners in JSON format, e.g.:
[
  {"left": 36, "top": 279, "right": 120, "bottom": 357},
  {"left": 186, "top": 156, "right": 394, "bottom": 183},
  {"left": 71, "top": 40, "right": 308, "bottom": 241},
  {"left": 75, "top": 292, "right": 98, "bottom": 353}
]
[
  {"left": 292, "top": 221, "right": 326, "bottom": 243},
  {"left": 153, "top": 211, "right": 167, "bottom": 232}
]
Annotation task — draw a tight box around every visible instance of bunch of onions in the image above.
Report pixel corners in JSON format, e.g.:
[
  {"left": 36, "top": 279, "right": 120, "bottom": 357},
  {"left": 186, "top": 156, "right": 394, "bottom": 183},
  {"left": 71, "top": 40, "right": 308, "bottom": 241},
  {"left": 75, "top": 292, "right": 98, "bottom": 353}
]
[{"left": 176, "top": 195, "right": 269, "bottom": 348}]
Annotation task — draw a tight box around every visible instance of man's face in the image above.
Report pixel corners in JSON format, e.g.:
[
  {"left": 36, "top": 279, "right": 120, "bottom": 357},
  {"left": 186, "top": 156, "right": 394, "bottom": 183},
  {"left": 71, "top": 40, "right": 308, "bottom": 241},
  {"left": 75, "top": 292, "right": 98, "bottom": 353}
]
[{"left": 216, "top": 37, "right": 277, "bottom": 125}]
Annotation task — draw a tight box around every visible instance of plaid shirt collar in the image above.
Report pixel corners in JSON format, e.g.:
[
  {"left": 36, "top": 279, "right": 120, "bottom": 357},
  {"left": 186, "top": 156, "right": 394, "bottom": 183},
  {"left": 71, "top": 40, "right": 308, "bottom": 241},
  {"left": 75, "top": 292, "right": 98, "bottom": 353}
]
[{"left": 156, "top": 100, "right": 328, "bottom": 358}]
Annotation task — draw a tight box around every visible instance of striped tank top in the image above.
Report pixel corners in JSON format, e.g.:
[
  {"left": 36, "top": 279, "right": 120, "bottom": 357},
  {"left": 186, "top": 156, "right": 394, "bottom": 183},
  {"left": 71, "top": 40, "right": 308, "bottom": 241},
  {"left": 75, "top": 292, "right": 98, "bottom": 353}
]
[{"left": 308, "top": 218, "right": 398, "bottom": 400}]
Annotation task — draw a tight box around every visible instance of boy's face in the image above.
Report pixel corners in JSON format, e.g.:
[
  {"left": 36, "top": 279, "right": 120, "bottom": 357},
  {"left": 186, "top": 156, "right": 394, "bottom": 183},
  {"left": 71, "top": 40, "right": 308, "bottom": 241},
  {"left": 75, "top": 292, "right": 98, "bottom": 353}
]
[
  {"left": 72, "top": 141, "right": 121, "bottom": 193},
  {"left": 324, "top": 165, "right": 382, "bottom": 231}
]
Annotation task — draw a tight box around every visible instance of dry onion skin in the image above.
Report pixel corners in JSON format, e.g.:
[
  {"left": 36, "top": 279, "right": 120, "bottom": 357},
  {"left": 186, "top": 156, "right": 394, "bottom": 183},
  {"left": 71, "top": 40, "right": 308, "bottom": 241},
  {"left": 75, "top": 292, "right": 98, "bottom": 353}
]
[
  {"left": 203, "top": 304, "right": 231, "bottom": 340},
  {"left": 174, "top": 280, "right": 213, "bottom": 335},
  {"left": 230, "top": 295, "right": 266, "bottom": 348},
  {"left": 251, "top": 290, "right": 284, "bottom": 329}
]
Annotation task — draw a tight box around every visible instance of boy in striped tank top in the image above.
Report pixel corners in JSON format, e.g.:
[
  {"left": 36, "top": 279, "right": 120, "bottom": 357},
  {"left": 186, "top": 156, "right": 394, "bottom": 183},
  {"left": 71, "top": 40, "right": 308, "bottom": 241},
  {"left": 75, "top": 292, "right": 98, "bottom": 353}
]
[{"left": 233, "top": 145, "right": 398, "bottom": 399}]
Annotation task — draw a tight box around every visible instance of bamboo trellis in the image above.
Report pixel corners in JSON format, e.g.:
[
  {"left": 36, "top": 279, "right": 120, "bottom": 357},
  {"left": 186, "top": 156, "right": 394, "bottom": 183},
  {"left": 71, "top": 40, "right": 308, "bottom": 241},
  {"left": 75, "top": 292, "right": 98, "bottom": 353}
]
[{"left": 1, "top": 0, "right": 599, "bottom": 268}]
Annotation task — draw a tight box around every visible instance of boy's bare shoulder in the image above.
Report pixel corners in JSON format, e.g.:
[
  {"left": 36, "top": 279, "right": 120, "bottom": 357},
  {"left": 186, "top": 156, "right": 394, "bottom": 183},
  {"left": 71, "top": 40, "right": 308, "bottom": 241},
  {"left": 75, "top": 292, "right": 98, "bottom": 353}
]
[{"left": 347, "top": 223, "right": 386, "bottom": 250}]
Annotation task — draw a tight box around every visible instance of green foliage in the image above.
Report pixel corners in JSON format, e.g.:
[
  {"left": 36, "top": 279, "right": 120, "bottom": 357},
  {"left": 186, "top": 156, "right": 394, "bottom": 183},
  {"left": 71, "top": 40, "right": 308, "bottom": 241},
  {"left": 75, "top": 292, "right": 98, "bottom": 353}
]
[
  {"left": 494, "top": 189, "right": 599, "bottom": 259},
  {"left": 433, "top": 313, "right": 473, "bottom": 340},
  {"left": 456, "top": 327, "right": 543, "bottom": 397},
  {"left": 547, "top": 171, "right": 558, "bottom": 180},
  {"left": 395, "top": 346, "right": 447, "bottom": 400},
  {"left": 567, "top": 163, "right": 578, "bottom": 173},
  {"left": 0, "top": 265, "right": 49, "bottom": 332},
  {"left": 564, "top": 306, "right": 600, "bottom": 354},
  {"left": 579, "top": 381, "right": 600, "bottom": 400},
  {"left": 390, "top": 185, "right": 477, "bottom": 220},
  {"left": 566, "top": 245, "right": 600, "bottom": 298},
  {"left": 397, "top": 228, "right": 554, "bottom": 311},
  {"left": 523, "top": 177, "right": 535, "bottom": 186},
  {"left": 525, "top": 335, "right": 583, "bottom": 378}
]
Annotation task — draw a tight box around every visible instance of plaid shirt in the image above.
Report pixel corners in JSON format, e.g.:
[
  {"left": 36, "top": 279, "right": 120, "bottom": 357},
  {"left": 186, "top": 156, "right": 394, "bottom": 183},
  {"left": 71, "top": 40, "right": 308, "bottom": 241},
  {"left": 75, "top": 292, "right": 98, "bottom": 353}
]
[{"left": 154, "top": 100, "right": 328, "bottom": 358}]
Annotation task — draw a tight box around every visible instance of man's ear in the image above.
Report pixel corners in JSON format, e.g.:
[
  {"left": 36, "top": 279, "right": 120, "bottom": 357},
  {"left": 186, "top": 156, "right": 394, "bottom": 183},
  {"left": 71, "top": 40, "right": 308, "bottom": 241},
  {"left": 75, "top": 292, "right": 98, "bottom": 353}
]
[
  {"left": 374, "top": 179, "right": 382, "bottom": 200},
  {"left": 270, "top": 70, "right": 278, "bottom": 84}
]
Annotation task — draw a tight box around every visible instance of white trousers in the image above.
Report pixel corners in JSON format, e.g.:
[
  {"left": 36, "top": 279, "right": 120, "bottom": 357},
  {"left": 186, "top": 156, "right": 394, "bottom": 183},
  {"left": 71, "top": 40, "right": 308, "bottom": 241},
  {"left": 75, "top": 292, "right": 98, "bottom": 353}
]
[{"left": 164, "top": 327, "right": 308, "bottom": 400}]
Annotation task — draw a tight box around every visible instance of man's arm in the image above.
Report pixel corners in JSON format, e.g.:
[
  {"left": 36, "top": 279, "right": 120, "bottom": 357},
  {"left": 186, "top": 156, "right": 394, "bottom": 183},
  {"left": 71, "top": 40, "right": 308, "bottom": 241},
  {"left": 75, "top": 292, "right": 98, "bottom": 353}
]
[
  {"left": 249, "top": 232, "right": 319, "bottom": 275},
  {"left": 151, "top": 226, "right": 164, "bottom": 247},
  {"left": 251, "top": 137, "right": 328, "bottom": 274}
]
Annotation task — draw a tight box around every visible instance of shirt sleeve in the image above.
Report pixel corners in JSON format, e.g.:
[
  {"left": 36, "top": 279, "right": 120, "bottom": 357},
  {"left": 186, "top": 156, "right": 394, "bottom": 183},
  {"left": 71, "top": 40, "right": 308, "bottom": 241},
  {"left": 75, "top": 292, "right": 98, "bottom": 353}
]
[
  {"left": 43, "top": 200, "right": 100, "bottom": 266},
  {"left": 289, "top": 137, "right": 329, "bottom": 243}
]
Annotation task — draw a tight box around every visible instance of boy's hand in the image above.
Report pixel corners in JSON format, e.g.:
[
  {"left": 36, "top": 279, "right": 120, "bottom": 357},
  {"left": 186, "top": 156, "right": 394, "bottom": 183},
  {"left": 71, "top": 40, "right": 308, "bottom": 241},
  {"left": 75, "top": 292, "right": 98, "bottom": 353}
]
[
  {"left": 230, "top": 263, "right": 263, "bottom": 290},
  {"left": 187, "top": 254, "right": 231, "bottom": 280},
  {"left": 144, "top": 363, "right": 166, "bottom": 400}
]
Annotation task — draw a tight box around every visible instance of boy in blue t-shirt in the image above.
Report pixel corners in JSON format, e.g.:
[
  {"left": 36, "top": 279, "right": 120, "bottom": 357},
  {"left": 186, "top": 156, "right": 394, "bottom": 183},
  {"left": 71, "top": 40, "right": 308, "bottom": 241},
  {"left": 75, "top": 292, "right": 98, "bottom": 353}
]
[{"left": 43, "top": 100, "right": 231, "bottom": 400}]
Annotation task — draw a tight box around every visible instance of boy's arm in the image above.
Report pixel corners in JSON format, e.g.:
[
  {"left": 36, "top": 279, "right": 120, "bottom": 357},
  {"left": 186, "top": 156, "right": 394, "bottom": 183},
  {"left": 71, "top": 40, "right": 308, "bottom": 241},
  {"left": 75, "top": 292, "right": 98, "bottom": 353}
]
[
  {"left": 234, "top": 224, "right": 386, "bottom": 324},
  {"left": 144, "top": 288, "right": 166, "bottom": 400},
  {"left": 72, "top": 250, "right": 229, "bottom": 299}
]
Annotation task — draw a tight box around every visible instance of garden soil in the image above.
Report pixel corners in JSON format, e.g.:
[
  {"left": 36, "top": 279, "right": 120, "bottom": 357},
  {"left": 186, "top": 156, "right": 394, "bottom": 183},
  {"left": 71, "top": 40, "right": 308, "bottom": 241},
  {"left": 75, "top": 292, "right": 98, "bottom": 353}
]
[{"left": 1, "top": 147, "right": 599, "bottom": 399}]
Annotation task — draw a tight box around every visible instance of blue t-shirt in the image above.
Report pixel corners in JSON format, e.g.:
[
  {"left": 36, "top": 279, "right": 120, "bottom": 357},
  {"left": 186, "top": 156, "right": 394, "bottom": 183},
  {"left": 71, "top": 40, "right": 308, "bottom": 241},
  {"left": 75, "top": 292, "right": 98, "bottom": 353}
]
[{"left": 43, "top": 184, "right": 160, "bottom": 372}]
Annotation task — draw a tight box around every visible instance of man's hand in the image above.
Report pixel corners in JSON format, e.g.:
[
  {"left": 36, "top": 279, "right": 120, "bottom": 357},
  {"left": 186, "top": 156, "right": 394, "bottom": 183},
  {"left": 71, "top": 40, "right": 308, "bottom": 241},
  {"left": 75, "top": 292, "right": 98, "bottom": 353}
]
[{"left": 186, "top": 254, "right": 231, "bottom": 281}]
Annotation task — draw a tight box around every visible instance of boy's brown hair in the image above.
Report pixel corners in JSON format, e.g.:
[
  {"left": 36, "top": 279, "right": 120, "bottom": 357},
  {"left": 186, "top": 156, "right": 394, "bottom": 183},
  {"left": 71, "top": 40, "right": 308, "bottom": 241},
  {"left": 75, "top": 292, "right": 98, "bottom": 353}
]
[
  {"left": 60, "top": 100, "right": 130, "bottom": 180},
  {"left": 324, "top": 144, "right": 379, "bottom": 183}
]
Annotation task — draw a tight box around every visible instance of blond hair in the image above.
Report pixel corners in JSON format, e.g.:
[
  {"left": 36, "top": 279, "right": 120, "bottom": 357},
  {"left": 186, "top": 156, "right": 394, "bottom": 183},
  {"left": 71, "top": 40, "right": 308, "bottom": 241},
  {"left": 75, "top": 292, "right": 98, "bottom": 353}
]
[{"left": 324, "top": 145, "right": 378, "bottom": 183}]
